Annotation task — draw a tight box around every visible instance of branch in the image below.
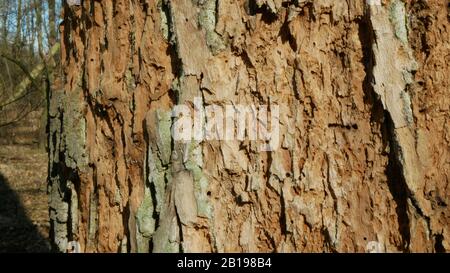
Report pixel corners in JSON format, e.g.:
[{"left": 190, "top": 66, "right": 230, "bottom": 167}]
[
  {"left": 0, "top": 42, "right": 60, "bottom": 109},
  {"left": 0, "top": 97, "right": 46, "bottom": 128},
  {"left": 0, "top": 52, "right": 42, "bottom": 91}
]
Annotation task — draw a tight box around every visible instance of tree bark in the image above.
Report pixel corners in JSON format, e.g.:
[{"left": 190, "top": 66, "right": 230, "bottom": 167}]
[
  {"left": 48, "top": 0, "right": 57, "bottom": 47},
  {"left": 1, "top": 1, "right": 10, "bottom": 45},
  {"left": 34, "top": 0, "right": 43, "bottom": 57},
  {"left": 14, "top": 0, "right": 22, "bottom": 54},
  {"left": 49, "top": 0, "right": 450, "bottom": 253}
]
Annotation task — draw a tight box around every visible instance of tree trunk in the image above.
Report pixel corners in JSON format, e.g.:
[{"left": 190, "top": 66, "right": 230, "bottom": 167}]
[
  {"left": 14, "top": 0, "right": 22, "bottom": 53},
  {"left": 48, "top": 0, "right": 57, "bottom": 47},
  {"left": 49, "top": 0, "right": 450, "bottom": 253},
  {"left": 1, "top": 0, "right": 10, "bottom": 45},
  {"left": 34, "top": 0, "right": 43, "bottom": 57}
]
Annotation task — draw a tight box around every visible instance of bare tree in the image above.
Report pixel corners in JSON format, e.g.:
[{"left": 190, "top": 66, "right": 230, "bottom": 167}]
[
  {"left": 48, "top": 0, "right": 57, "bottom": 47},
  {"left": 0, "top": 0, "right": 61, "bottom": 141}
]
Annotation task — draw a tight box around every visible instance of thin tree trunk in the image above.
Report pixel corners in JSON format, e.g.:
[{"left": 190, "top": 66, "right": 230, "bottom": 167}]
[
  {"left": 49, "top": 0, "right": 450, "bottom": 253},
  {"left": 48, "top": 0, "right": 57, "bottom": 47},
  {"left": 28, "top": 2, "right": 35, "bottom": 55},
  {"left": 33, "top": 0, "right": 43, "bottom": 57},
  {"left": 14, "top": 0, "right": 22, "bottom": 55},
  {"left": 1, "top": 1, "right": 9, "bottom": 45}
]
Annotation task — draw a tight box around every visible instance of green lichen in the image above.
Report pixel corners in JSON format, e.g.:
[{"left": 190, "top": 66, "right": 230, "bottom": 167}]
[
  {"left": 155, "top": 110, "right": 173, "bottom": 166},
  {"left": 184, "top": 141, "right": 212, "bottom": 219},
  {"left": 400, "top": 91, "right": 414, "bottom": 125},
  {"left": 125, "top": 68, "right": 136, "bottom": 91},
  {"left": 197, "top": 0, "right": 226, "bottom": 55},
  {"left": 156, "top": 231, "right": 180, "bottom": 253},
  {"left": 63, "top": 85, "right": 88, "bottom": 170},
  {"left": 139, "top": 108, "right": 175, "bottom": 252},
  {"left": 136, "top": 189, "right": 156, "bottom": 252},
  {"left": 151, "top": 215, "right": 181, "bottom": 253},
  {"left": 49, "top": 177, "right": 70, "bottom": 252},
  {"left": 147, "top": 149, "right": 167, "bottom": 214},
  {"left": 389, "top": 0, "right": 408, "bottom": 44},
  {"left": 147, "top": 109, "right": 172, "bottom": 214},
  {"left": 136, "top": 190, "right": 156, "bottom": 238},
  {"left": 158, "top": 0, "right": 170, "bottom": 40}
]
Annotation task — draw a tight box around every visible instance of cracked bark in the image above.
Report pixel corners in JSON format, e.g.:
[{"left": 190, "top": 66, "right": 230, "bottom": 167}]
[{"left": 49, "top": 0, "right": 449, "bottom": 253}]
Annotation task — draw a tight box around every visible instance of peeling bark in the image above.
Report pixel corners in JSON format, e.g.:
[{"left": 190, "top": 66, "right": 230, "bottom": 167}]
[{"left": 49, "top": 0, "right": 450, "bottom": 253}]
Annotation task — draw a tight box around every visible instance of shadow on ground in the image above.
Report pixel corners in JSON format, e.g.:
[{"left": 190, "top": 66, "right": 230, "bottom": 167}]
[{"left": 0, "top": 172, "right": 50, "bottom": 252}]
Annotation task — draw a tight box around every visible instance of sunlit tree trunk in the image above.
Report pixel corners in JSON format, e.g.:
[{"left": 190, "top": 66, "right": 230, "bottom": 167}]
[
  {"left": 1, "top": 1, "right": 10, "bottom": 45},
  {"left": 48, "top": 0, "right": 57, "bottom": 47},
  {"left": 14, "top": 0, "right": 22, "bottom": 54},
  {"left": 33, "top": 0, "right": 43, "bottom": 57},
  {"left": 49, "top": 0, "right": 450, "bottom": 253}
]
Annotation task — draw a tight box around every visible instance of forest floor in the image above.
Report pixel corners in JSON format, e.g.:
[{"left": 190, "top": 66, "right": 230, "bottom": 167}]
[{"left": 0, "top": 144, "right": 51, "bottom": 252}]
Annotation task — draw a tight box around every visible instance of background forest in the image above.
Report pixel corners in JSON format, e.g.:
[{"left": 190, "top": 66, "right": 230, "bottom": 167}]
[{"left": 0, "top": 0, "right": 61, "bottom": 252}]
